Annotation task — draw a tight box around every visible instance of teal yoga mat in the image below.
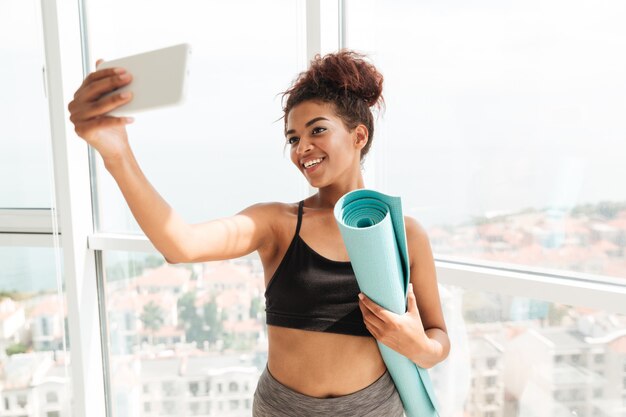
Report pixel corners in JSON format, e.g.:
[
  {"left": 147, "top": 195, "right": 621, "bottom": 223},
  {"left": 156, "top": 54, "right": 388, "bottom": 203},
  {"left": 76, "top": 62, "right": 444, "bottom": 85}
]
[{"left": 334, "top": 189, "right": 441, "bottom": 417}]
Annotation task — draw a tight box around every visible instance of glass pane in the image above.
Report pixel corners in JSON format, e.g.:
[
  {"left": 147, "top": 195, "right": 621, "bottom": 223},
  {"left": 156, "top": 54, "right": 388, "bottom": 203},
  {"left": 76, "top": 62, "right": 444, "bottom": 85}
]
[
  {"left": 0, "top": 0, "right": 53, "bottom": 208},
  {"left": 103, "top": 251, "right": 266, "bottom": 416},
  {"left": 86, "top": 1, "right": 305, "bottom": 233},
  {"left": 0, "top": 245, "right": 71, "bottom": 416},
  {"left": 436, "top": 285, "right": 626, "bottom": 417},
  {"left": 346, "top": 0, "right": 626, "bottom": 280}
]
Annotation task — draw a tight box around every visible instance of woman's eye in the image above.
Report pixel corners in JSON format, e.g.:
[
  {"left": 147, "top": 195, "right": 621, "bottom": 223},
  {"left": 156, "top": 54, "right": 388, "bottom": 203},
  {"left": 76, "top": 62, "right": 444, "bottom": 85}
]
[
  {"left": 312, "top": 127, "right": 326, "bottom": 134},
  {"left": 287, "top": 137, "right": 298, "bottom": 145}
]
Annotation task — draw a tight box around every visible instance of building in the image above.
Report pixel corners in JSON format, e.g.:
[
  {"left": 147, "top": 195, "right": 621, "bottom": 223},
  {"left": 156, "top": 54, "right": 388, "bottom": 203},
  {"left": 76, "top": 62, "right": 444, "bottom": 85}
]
[
  {"left": 110, "top": 353, "right": 262, "bottom": 417},
  {"left": 0, "top": 352, "right": 70, "bottom": 417},
  {"left": 504, "top": 325, "right": 626, "bottom": 417}
]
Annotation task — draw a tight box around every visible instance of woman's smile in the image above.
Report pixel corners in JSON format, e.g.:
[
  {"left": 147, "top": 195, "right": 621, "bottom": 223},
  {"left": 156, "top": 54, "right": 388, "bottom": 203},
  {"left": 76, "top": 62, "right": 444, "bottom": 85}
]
[{"left": 303, "top": 157, "right": 326, "bottom": 173}]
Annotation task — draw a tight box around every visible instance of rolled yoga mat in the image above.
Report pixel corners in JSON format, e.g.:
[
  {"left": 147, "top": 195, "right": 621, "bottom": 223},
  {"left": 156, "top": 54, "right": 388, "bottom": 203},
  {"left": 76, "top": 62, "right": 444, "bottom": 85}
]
[{"left": 333, "top": 189, "right": 441, "bottom": 417}]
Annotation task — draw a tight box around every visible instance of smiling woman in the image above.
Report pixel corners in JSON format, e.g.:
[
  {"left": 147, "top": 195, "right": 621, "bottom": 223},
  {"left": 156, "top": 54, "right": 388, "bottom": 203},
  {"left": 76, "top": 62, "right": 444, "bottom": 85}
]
[
  {"left": 283, "top": 51, "right": 384, "bottom": 160},
  {"left": 281, "top": 51, "right": 384, "bottom": 195},
  {"left": 67, "top": 47, "right": 448, "bottom": 416}
]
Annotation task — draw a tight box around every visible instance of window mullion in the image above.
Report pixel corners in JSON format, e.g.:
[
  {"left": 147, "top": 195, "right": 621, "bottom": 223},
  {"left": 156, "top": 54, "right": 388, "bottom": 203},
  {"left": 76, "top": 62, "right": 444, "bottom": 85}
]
[{"left": 40, "top": 0, "right": 106, "bottom": 416}]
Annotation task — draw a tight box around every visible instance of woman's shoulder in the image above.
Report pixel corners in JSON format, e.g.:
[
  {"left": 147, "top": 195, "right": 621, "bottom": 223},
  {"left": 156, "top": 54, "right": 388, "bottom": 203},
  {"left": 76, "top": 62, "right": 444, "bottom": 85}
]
[
  {"left": 403, "top": 215, "right": 430, "bottom": 240},
  {"left": 241, "top": 200, "right": 301, "bottom": 223},
  {"left": 240, "top": 201, "right": 301, "bottom": 250},
  {"left": 403, "top": 215, "right": 434, "bottom": 266}
]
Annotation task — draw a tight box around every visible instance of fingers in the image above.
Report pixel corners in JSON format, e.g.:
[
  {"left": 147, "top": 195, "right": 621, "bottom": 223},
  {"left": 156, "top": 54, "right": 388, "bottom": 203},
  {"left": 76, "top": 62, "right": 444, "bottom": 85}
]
[
  {"left": 70, "top": 91, "right": 133, "bottom": 123},
  {"left": 69, "top": 71, "right": 133, "bottom": 123},
  {"left": 79, "top": 65, "right": 125, "bottom": 91},
  {"left": 76, "top": 71, "right": 132, "bottom": 102},
  {"left": 74, "top": 59, "right": 132, "bottom": 99},
  {"left": 360, "top": 294, "right": 380, "bottom": 315}
]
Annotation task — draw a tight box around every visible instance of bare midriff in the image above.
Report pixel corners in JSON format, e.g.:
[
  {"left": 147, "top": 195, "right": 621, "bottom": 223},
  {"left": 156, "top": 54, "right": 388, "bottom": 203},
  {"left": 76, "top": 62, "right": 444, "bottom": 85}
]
[
  {"left": 261, "top": 201, "right": 387, "bottom": 398},
  {"left": 266, "top": 325, "right": 387, "bottom": 398}
]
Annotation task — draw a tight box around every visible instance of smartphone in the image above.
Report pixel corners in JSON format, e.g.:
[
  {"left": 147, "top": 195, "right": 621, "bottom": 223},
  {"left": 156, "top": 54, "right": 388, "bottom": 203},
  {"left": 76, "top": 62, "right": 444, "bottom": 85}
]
[{"left": 96, "top": 43, "right": 192, "bottom": 117}]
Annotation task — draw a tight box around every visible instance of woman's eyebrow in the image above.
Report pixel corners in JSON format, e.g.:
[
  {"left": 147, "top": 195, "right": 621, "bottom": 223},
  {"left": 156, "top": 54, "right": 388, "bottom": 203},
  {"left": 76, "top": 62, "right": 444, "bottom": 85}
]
[{"left": 285, "top": 117, "right": 330, "bottom": 136}]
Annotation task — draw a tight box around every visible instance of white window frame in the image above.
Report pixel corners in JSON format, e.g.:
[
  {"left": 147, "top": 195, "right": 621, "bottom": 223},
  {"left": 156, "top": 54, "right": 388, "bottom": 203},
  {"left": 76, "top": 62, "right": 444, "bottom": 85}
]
[
  {"left": 40, "top": 0, "right": 106, "bottom": 416},
  {"left": 0, "top": 1, "right": 623, "bottom": 416}
]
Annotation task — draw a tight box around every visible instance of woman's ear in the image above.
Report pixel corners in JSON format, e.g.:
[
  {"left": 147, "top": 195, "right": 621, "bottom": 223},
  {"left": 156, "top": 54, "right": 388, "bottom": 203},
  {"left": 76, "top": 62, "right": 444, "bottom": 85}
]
[{"left": 354, "top": 124, "right": 369, "bottom": 150}]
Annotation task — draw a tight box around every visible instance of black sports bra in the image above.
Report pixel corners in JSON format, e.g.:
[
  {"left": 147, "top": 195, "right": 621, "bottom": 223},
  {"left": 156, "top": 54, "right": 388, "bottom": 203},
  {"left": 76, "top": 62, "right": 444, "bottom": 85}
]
[{"left": 264, "top": 200, "right": 373, "bottom": 337}]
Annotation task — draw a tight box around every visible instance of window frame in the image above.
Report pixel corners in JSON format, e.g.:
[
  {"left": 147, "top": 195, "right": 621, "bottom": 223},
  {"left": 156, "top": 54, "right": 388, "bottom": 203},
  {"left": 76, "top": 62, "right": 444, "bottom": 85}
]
[{"left": 39, "top": 0, "right": 106, "bottom": 416}]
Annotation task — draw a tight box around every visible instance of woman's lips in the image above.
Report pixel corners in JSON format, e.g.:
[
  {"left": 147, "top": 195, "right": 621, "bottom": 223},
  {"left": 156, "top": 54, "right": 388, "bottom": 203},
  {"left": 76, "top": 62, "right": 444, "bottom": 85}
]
[{"left": 304, "top": 158, "right": 324, "bottom": 173}]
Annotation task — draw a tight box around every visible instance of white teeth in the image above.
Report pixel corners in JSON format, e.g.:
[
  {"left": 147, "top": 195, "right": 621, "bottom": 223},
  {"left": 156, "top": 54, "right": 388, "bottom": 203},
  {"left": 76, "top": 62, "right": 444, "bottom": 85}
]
[{"left": 303, "top": 158, "right": 324, "bottom": 168}]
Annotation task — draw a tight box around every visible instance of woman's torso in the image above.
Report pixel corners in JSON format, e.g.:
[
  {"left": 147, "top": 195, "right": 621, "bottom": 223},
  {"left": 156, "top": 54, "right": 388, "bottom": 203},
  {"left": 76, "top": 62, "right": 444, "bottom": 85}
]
[{"left": 256, "top": 199, "right": 386, "bottom": 398}]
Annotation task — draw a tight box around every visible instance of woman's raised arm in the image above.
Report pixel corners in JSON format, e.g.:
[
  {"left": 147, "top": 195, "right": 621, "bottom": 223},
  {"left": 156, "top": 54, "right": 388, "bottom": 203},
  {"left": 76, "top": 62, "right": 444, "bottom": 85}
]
[{"left": 68, "top": 61, "right": 273, "bottom": 264}]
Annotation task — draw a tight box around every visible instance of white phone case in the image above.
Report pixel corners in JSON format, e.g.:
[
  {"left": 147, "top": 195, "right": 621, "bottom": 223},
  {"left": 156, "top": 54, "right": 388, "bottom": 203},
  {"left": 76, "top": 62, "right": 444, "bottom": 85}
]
[{"left": 96, "top": 43, "right": 192, "bottom": 117}]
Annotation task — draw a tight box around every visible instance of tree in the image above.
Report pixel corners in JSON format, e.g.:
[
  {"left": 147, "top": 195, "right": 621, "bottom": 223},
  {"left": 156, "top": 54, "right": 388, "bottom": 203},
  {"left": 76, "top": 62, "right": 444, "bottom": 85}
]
[
  {"left": 177, "top": 292, "right": 205, "bottom": 344},
  {"left": 178, "top": 292, "right": 198, "bottom": 323},
  {"left": 203, "top": 297, "right": 223, "bottom": 345},
  {"left": 249, "top": 296, "right": 264, "bottom": 320},
  {"left": 547, "top": 304, "right": 568, "bottom": 326},
  {"left": 6, "top": 343, "right": 28, "bottom": 356},
  {"left": 140, "top": 301, "right": 164, "bottom": 344},
  {"left": 144, "top": 254, "right": 165, "bottom": 269}
]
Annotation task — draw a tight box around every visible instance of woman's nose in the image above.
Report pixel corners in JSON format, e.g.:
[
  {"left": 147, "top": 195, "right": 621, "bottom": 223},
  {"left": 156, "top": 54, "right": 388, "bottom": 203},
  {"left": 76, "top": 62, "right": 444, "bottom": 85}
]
[{"left": 296, "top": 136, "right": 313, "bottom": 154}]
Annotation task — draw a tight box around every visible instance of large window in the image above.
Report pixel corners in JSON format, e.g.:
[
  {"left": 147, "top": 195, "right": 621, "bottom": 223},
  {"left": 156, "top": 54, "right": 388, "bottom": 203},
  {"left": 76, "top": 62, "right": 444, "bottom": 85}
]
[
  {"left": 84, "top": 2, "right": 302, "bottom": 415},
  {"left": 435, "top": 285, "right": 626, "bottom": 417},
  {"left": 0, "top": 1, "right": 71, "bottom": 415},
  {"left": 103, "top": 251, "right": 265, "bottom": 417},
  {"left": 347, "top": 0, "right": 626, "bottom": 280},
  {"left": 0, "top": 0, "right": 53, "bottom": 208},
  {"left": 86, "top": 0, "right": 306, "bottom": 234},
  {"left": 0, "top": 247, "right": 71, "bottom": 416}
]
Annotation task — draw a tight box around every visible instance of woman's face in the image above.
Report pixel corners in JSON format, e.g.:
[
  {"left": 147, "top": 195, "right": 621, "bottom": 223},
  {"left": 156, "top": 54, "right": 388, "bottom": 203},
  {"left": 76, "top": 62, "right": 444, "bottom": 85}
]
[{"left": 285, "top": 100, "right": 365, "bottom": 188}]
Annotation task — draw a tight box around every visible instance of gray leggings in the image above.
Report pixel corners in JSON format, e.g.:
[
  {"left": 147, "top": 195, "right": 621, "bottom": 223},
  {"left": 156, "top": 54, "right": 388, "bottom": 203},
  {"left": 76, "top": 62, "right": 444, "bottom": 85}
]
[{"left": 252, "top": 364, "right": 405, "bottom": 417}]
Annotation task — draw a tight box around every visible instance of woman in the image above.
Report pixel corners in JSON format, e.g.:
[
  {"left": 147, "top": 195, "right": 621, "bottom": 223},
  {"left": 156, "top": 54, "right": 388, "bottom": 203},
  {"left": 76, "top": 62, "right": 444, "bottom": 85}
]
[{"left": 68, "top": 50, "right": 450, "bottom": 416}]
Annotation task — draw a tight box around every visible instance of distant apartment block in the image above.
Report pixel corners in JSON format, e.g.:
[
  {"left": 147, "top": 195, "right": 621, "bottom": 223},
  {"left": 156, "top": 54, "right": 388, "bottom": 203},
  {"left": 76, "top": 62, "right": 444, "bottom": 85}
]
[
  {"left": 115, "top": 354, "right": 261, "bottom": 417},
  {"left": 28, "top": 296, "right": 65, "bottom": 352},
  {"left": 510, "top": 325, "right": 626, "bottom": 417},
  {"left": 467, "top": 333, "right": 505, "bottom": 417},
  {"left": 0, "top": 352, "right": 69, "bottom": 417}
]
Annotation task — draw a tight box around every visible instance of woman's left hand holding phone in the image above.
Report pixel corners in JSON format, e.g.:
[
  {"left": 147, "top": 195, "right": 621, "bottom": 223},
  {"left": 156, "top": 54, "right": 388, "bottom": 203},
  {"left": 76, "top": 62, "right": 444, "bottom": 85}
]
[{"left": 68, "top": 59, "right": 135, "bottom": 163}]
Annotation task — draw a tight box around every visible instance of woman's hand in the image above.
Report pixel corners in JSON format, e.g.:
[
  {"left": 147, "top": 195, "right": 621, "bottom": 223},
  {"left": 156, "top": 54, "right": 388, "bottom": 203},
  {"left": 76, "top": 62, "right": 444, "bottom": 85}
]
[
  {"left": 67, "top": 59, "right": 135, "bottom": 162},
  {"left": 358, "top": 283, "right": 429, "bottom": 361}
]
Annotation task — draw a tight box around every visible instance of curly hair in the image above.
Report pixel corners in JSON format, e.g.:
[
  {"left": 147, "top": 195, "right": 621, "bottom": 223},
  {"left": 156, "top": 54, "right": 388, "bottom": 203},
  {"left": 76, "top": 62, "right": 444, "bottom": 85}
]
[{"left": 282, "top": 50, "right": 384, "bottom": 160}]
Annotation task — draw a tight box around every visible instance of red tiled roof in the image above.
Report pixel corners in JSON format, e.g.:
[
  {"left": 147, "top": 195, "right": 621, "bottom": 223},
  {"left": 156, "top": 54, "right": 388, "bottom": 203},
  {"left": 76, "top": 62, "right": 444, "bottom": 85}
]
[
  {"left": 132, "top": 264, "right": 191, "bottom": 288},
  {"left": 477, "top": 223, "right": 506, "bottom": 237},
  {"left": 29, "top": 296, "right": 67, "bottom": 318},
  {"left": 216, "top": 289, "right": 251, "bottom": 308},
  {"left": 202, "top": 261, "right": 255, "bottom": 284},
  {"left": 608, "top": 217, "right": 626, "bottom": 231},
  {"left": 592, "top": 240, "right": 620, "bottom": 252},
  {"left": 223, "top": 319, "right": 262, "bottom": 333},
  {"left": 108, "top": 292, "right": 177, "bottom": 311},
  {"left": 608, "top": 334, "right": 626, "bottom": 353}
]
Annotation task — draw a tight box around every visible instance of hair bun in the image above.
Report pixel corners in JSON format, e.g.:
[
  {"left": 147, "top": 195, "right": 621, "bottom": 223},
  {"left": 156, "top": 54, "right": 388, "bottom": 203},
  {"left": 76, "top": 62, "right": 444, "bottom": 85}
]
[
  {"left": 282, "top": 49, "right": 384, "bottom": 161},
  {"left": 308, "top": 50, "right": 384, "bottom": 108}
]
